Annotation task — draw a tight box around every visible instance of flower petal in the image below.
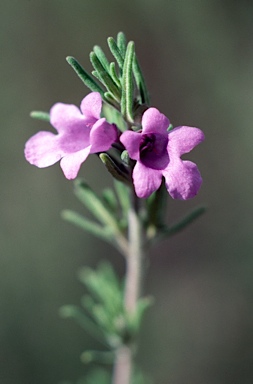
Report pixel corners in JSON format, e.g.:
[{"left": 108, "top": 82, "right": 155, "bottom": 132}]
[
  {"left": 90, "top": 118, "right": 117, "bottom": 153},
  {"left": 163, "top": 159, "right": 202, "bottom": 200},
  {"left": 80, "top": 92, "right": 102, "bottom": 120},
  {"left": 120, "top": 130, "right": 142, "bottom": 161},
  {"left": 142, "top": 108, "right": 170, "bottom": 136},
  {"left": 60, "top": 146, "right": 91, "bottom": 179},
  {"left": 133, "top": 162, "right": 162, "bottom": 198},
  {"left": 168, "top": 126, "right": 205, "bottom": 156},
  {"left": 24, "top": 131, "right": 63, "bottom": 168},
  {"left": 50, "top": 102, "right": 93, "bottom": 134}
]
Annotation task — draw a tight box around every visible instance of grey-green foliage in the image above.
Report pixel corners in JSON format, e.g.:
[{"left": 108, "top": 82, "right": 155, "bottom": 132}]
[
  {"left": 67, "top": 32, "right": 150, "bottom": 126},
  {"left": 79, "top": 262, "right": 125, "bottom": 346},
  {"left": 148, "top": 205, "right": 206, "bottom": 246},
  {"left": 62, "top": 179, "right": 129, "bottom": 255},
  {"left": 60, "top": 262, "right": 153, "bottom": 351},
  {"left": 62, "top": 178, "right": 206, "bottom": 252},
  {"left": 30, "top": 110, "right": 50, "bottom": 122}
]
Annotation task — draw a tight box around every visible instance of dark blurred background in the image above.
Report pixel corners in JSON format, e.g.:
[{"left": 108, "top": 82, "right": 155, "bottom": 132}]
[{"left": 1, "top": 1, "right": 253, "bottom": 383}]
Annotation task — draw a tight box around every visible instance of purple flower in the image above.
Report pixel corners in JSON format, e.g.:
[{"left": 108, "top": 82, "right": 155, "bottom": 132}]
[
  {"left": 120, "top": 108, "right": 204, "bottom": 199},
  {"left": 25, "top": 92, "right": 117, "bottom": 179}
]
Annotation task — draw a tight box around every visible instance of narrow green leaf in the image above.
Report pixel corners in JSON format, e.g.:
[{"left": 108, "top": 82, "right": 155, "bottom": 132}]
[
  {"left": 92, "top": 304, "right": 114, "bottom": 331},
  {"left": 102, "top": 188, "right": 118, "bottom": 213},
  {"left": 66, "top": 56, "right": 105, "bottom": 96},
  {"left": 73, "top": 180, "right": 120, "bottom": 230},
  {"left": 61, "top": 210, "right": 113, "bottom": 243},
  {"left": 91, "top": 70, "right": 101, "bottom": 81},
  {"left": 90, "top": 52, "right": 120, "bottom": 101},
  {"left": 154, "top": 206, "right": 206, "bottom": 243},
  {"left": 121, "top": 41, "right": 135, "bottom": 123},
  {"left": 99, "top": 153, "right": 131, "bottom": 184},
  {"left": 79, "top": 263, "right": 123, "bottom": 320},
  {"left": 103, "top": 92, "right": 120, "bottom": 107},
  {"left": 30, "top": 111, "right": 50, "bottom": 122},
  {"left": 73, "top": 180, "right": 129, "bottom": 256},
  {"left": 102, "top": 102, "right": 127, "bottom": 131},
  {"left": 114, "top": 180, "right": 130, "bottom": 222},
  {"left": 128, "top": 296, "right": 154, "bottom": 332},
  {"left": 146, "top": 180, "right": 167, "bottom": 239},
  {"left": 107, "top": 37, "right": 124, "bottom": 69},
  {"left": 109, "top": 62, "right": 121, "bottom": 87},
  {"left": 93, "top": 45, "right": 110, "bottom": 72},
  {"left": 59, "top": 305, "right": 107, "bottom": 346},
  {"left": 117, "top": 32, "right": 127, "bottom": 58},
  {"left": 133, "top": 54, "right": 150, "bottom": 105}
]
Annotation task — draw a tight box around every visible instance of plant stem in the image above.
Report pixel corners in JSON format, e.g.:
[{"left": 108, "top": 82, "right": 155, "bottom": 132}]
[
  {"left": 112, "top": 345, "right": 132, "bottom": 384},
  {"left": 124, "top": 190, "right": 143, "bottom": 314},
  {"left": 112, "top": 189, "right": 144, "bottom": 384}
]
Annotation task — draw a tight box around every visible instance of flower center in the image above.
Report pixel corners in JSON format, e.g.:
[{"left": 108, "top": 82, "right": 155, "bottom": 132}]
[{"left": 139, "top": 133, "right": 156, "bottom": 154}]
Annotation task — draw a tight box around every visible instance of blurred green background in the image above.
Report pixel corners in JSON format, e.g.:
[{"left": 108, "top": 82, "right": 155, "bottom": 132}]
[{"left": 1, "top": 1, "right": 253, "bottom": 383}]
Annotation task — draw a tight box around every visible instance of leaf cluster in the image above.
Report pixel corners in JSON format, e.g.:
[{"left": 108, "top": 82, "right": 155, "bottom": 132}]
[
  {"left": 59, "top": 262, "right": 153, "bottom": 356},
  {"left": 62, "top": 179, "right": 130, "bottom": 256},
  {"left": 66, "top": 32, "right": 150, "bottom": 126},
  {"left": 62, "top": 179, "right": 206, "bottom": 255}
]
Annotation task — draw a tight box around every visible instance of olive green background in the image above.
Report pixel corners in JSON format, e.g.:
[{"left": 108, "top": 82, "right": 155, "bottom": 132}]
[{"left": 1, "top": 1, "right": 253, "bottom": 383}]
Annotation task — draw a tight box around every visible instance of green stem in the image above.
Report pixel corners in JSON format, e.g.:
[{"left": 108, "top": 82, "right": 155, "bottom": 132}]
[{"left": 112, "top": 189, "right": 145, "bottom": 384}]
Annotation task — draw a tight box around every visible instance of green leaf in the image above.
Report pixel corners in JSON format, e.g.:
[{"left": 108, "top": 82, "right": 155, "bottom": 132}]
[
  {"left": 30, "top": 111, "right": 50, "bottom": 122},
  {"left": 103, "top": 91, "right": 119, "bottom": 107},
  {"left": 99, "top": 153, "right": 131, "bottom": 184},
  {"left": 59, "top": 305, "right": 107, "bottom": 346},
  {"left": 114, "top": 180, "right": 130, "bottom": 225},
  {"left": 116, "top": 32, "right": 127, "bottom": 58},
  {"left": 66, "top": 56, "right": 105, "bottom": 96},
  {"left": 93, "top": 45, "right": 110, "bottom": 72},
  {"left": 102, "top": 188, "right": 118, "bottom": 214},
  {"left": 91, "top": 70, "right": 101, "bottom": 81},
  {"left": 90, "top": 52, "right": 121, "bottom": 101},
  {"left": 79, "top": 263, "right": 123, "bottom": 315},
  {"left": 146, "top": 180, "right": 167, "bottom": 239},
  {"left": 154, "top": 205, "right": 206, "bottom": 243},
  {"left": 102, "top": 103, "right": 127, "bottom": 131},
  {"left": 121, "top": 41, "right": 135, "bottom": 123},
  {"left": 73, "top": 180, "right": 129, "bottom": 255},
  {"left": 127, "top": 296, "right": 154, "bottom": 333},
  {"left": 79, "top": 263, "right": 125, "bottom": 343},
  {"left": 133, "top": 53, "right": 150, "bottom": 105},
  {"left": 109, "top": 62, "right": 121, "bottom": 87},
  {"left": 107, "top": 37, "right": 124, "bottom": 69},
  {"left": 74, "top": 180, "right": 120, "bottom": 230},
  {"left": 61, "top": 210, "right": 114, "bottom": 243}
]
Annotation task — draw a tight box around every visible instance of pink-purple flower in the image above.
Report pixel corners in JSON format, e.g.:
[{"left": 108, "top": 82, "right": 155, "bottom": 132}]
[
  {"left": 25, "top": 92, "right": 117, "bottom": 179},
  {"left": 120, "top": 108, "right": 204, "bottom": 199}
]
